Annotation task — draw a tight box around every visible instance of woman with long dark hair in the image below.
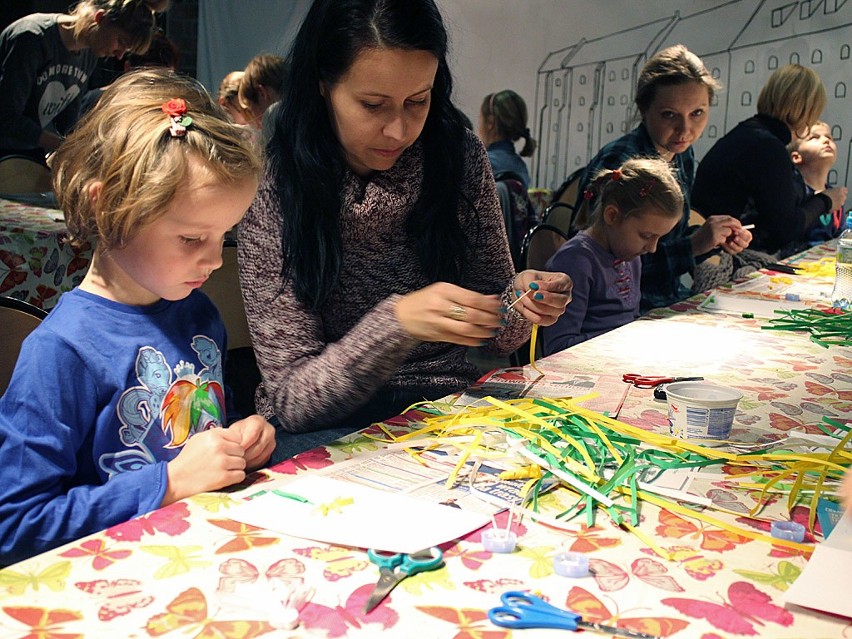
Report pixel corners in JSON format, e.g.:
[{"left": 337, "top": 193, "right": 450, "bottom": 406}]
[{"left": 238, "top": 0, "right": 571, "bottom": 460}]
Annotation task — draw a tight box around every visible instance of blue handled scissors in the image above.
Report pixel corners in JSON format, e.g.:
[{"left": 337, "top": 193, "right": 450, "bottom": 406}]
[
  {"left": 363, "top": 547, "right": 444, "bottom": 613},
  {"left": 488, "top": 591, "right": 662, "bottom": 639}
]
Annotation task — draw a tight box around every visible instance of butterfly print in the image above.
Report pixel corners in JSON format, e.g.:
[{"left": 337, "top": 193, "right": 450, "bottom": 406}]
[
  {"left": 217, "top": 557, "right": 305, "bottom": 593},
  {"left": 567, "top": 586, "right": 688, "bottom": 637},
  {"left": 299, "top": 584, "right": 398, "bottom": 637},
  {"left": 1, "top": 606, "right": 83, "bottom": 639},
  {"left": 416, "top": 605, "right": 510, "bottom": 639},
  {"left": 662, "top": 581, "right": 793, "bottom": 635},
  {"left": 105, "top": 502, "right": 191, "bottom": 542},
  {"left": 75, "top": 578, "right": 155, "bottom": 621},
  {"left": 60, "top": 538, "right": 131, "bottom": 571},
  {"left": 145, "top": 587, "right": 273, "bottom": 638}
]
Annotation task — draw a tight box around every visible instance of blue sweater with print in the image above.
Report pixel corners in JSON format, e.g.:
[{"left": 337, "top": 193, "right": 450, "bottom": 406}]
[{"left": 0, "top": 288, "right": 228, "bottom": 565}]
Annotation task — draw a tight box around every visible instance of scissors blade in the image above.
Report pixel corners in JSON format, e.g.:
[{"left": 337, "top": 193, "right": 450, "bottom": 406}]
[
  {"left": 363, "top": 570, "right": 405, "bottom": 614},
  {"left": 578, "top": 619, "right": 662, "bottom": 639}
]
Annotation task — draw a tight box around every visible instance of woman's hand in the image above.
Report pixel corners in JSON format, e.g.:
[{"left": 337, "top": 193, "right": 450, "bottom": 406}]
[
  {"left": 510, "top": 270, "right": 572, "bottom": 326},
  {"left": 395, "top": 282, "right": 503, "bottom": 347},
  {"left": 691, "top": 215, "right": 751, "bottom": 256}
]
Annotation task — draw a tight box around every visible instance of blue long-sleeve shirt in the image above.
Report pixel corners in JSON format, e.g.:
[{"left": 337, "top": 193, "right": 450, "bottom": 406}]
[{"left": 0, "top": 289, "right": 229, "bottom": 565}]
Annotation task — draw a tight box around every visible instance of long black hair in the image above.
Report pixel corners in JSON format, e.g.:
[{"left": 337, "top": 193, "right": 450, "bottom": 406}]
[{"left": 268, "top": 0, "right": 470, "bottom": 309}]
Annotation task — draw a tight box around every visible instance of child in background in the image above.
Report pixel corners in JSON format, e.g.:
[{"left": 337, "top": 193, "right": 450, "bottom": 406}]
[
  {"left": 238, "top": 53, "right": 289, "bottom": 141},
  {"left": 0, "top": 68, "right": 274, "bottom": 565},
  {"left": 218, "top": 70, "right": 251, "bottom": 125},
  {"left": 478, "top": 90, "right": 536, "bottom": 189},
  {"left": 542, "top": 157, "right": 683, "bottom": 355},
  {"left": 790, "top": 120, "right": 845, "bottom": 246}
]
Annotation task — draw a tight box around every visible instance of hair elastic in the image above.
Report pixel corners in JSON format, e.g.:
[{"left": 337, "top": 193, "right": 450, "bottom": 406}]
[
  {"left": 639, "top": 180, "right": 655, "bottom": 197},
  {"left": 161, "top": 98, "right": 192, "bottom": 137},
  {"left": 611, "top": 169, "right": 622, "bottom": 181}
]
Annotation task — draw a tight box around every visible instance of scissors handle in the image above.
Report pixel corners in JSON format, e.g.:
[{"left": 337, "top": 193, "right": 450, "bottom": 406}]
[{"left": 364, "top": 547, "right": 444, "bottom": 614}]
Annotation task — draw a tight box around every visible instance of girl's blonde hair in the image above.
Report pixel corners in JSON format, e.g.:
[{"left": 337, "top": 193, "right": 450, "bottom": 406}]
[
  {"left": 480, "top": 90, "right": 536, "bottom": 157},
  {"left": 217, "top": 70, "right": 251, "bottom": 122},
  {"left": 69, "top": 0, "right": 167, "bottom": 55},
  {"left": 54, "top": 68, "right": 262, "bottom": 250},
  {"left": 757, "top": 64, "right": 826, "bottom": 137},
  {"left": 576, "top": 157, "right": 684, "bottom": 229}
]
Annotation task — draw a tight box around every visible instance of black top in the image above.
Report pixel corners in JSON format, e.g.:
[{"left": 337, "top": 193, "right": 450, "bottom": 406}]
[{"left": 692, "top": 114, "right": 832, "bottom": 255}]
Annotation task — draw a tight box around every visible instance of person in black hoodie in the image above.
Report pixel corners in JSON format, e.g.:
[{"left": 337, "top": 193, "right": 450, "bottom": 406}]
[{"left": 692, "top": 64, "right": 847, "bottom": 257}]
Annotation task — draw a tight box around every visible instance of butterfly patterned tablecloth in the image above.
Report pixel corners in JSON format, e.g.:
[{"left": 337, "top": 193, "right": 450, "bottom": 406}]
[
  {"left": 0, "top": 247, "right": 850, "bottom": 638},
  {"left": 0, "top": 198, "right": 92, "bottom": 310}
]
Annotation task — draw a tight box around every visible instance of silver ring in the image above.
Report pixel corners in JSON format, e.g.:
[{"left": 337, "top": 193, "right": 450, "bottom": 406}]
[{"left": 447, "top": 304, "right": 466, "bottom": 321}]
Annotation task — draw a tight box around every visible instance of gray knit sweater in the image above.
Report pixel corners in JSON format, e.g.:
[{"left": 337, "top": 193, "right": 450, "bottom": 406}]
[{"left": 238, "top": 130, "right": 531, "bottom": 432}]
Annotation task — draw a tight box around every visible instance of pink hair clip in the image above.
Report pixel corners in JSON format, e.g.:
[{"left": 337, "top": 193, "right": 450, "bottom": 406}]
[
  {"left": 611, "top": 169, "right": 622, "bottom": 181},
  {"left": 161, "top": 98, "right": 192, "bottom": 137},
  {"left": 583, "top": 189, "right": 594, "bottom": 201}
]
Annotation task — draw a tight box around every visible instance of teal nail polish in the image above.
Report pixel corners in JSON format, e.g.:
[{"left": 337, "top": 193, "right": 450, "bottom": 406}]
[
  {"left": 499, "top": 306, "right": 507, "bottom": 313},
  {"left": 534, "top": 293, "right": 544, "bottom": 301},
  {"left": 515, "top": 290, "right": 522, "bottom": 297},
  {"left": 500, "top": 319, "right": 508, "bottom": 326},
  {"left": 529, "top": 282, "right": 540, "bottom": 290}
]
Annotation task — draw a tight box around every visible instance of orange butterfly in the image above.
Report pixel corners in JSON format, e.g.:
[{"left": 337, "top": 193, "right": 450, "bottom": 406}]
[
  {"left": 145, "top": 587, "right": 273, "bottom": 638},
  {"left": 2, "top": 606, "right": 83, "bottom": 639},
  {"left": 416, "top": 605, "right": 510, "bottom": 639},
  {"left": 206, "top": 519, "right": 279, "bottom": 554},
  {"left": 567, "top": 524, "right": 621, "bottom": 554},
  {"left": 292, "top": 545, "right": 369, "bottom": 581},
  {"left": 656, "top": 509, "right": 751, "bottom": 552},
  {"left": 566, "top": 586, "right": 688, "bottom": 638}
]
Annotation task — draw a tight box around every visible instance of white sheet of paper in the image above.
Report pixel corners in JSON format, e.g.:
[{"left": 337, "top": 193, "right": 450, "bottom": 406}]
[
  {"left": 784, "top": 513, "right": 852, "bottom": 618},
  {"left": 225, "top": 475, "right": 490, "bottom": 554}
]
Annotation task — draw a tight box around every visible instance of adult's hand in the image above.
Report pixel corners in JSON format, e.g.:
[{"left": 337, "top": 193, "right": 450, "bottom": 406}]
[
  {"left": 395, "top": 282, "right": 503, "bottom": 346},
  {"left": 823, "top": 186, "right": 848, "bottom": 211},
  {"left": 691, "top": 215, "right": 750, "bottom": 256},
  {"left": 510, "top": 270, "right": 572, "bottom": 326}
]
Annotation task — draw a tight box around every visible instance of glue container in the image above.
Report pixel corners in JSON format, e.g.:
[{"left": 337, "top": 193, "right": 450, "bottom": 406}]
[{"left": 666, "top": 382, "right": 742, "bottom": 441}]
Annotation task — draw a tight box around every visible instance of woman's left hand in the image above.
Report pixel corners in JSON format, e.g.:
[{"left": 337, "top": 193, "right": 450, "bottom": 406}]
[{"left": 510, "top": 270, "right": 572, "bottom": 326}]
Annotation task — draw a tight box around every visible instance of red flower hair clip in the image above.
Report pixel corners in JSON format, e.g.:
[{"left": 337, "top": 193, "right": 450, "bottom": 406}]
[
  {"left": 161, "top": 98, "right": 192, "bottom": 137},
  {"left": 583, "top": 189, "right": 594, "bottom": 201}
]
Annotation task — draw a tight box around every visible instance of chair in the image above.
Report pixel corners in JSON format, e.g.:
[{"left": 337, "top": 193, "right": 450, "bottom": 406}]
[
  {"left": 495, "top": 177, "right": 538, "bottom": 270},
  {"left": 0, "top": 296, "right": 48, "bottom": 395},
  {"left": 200, "top": 240, "right": 260, "bottom": 416},
  {"left": 0, "top": 157, "right": 52, "bottom": 194},
  {"left": 519, "top": 223, "right": 570, "bottom": 271},
  {"left": 550, "top": 166, "right": 586, "bottom": 208},
  {"left": 541, "top": 202, "right": 576, "bottom": 237}
]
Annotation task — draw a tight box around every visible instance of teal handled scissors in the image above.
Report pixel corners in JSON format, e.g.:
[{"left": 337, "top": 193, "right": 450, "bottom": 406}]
[
  {"left": 488, "top": 591, "right": 662, "bottom": 639},
  {"left": 363, "top": 547, "right": 444, "bottom": 613}
]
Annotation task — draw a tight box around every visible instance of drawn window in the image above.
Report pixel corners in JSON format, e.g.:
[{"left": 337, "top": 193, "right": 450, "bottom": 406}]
[
  {"left": 579, "top": 96, "right": 586, "bottom": 106},
  {"left": 710, "top": 94, "right": 719, "bottom": 107},
  {"left": 608, "top": 70, "right": 615, "bottom": 81},
  {"left": 799, "top": 0, "right": 815, "bottom": 19},
  {"left": 552, "top": 123, "right": 558, "bottom": 132},
  {"left": 608, "top": 96, "right": 615, "bottom": 105},
  {"left": 574, "top": 155, "right": 583, "bottom": 167},
  {"left": 621, "top": 122, "right": 627, "bottom": 133},
  {"left": 836, "top": 82, "right": 847, "bottom": 99},
  {"left": 621, "top": 95, "right": 628, "bottom": 105},
  {"left": 831, "top": 124, "right": 842, "bottom": 142},
  {"left": 771, "top": 5, "right": 795, "bottom": 28},
  {"left": 622, "top": 69, "right": 629, "bottom": 80},
  {"left": 741, "top": 91, "right": 752, "bottom": 107},
  {"left": 811, "top": 49, "right": 823, "bottom": 65},
  {"left": 790, "top": 52, "right": 800, "bottom": 65},
  {"left": 555, "top": 77, "right": 562, "bottom": 87},
  {"left": 744, "top": 60, "right": 755, "bottom": 74},
  {"left": 712, "top": 67, "right": 721, "bottom": 79},
  {"left": 606, "top": 122, "right": 614, "bottom": 134},
  {"left": 842, "top": 44, "right": 850, "bottom": 60},
  {"left": 768, "top": 55, "right": 778, "bottom": 70},
  {"left": 552, "top": 98, "right": 560, "bottom": 107},
  {"left": 825, "top": 0, "right": 839, "bottom": 14},
  {"left": 577, "top": 122, "right": 584, "bottom": 132},
  {"left": 707, "top": 125, "right": 718, "bottom": 139},
  {"left": 579, "top": 74, "right": 587, "bottom": 85}
]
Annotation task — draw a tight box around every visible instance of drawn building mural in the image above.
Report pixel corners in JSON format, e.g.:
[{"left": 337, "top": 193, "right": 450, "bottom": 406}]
[{"left": 534, "top": 0, "right": 851, "bottom": 194}]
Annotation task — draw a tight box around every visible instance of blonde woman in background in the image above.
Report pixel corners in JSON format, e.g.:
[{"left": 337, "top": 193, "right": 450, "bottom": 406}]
[{"left": 218, "top": 70, "right": 250, "bottom": 126}]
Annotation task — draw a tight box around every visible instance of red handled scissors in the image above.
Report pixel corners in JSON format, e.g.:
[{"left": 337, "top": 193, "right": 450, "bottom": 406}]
[{"left": 622, "top": 373, "right": 703, "bottom": 389}]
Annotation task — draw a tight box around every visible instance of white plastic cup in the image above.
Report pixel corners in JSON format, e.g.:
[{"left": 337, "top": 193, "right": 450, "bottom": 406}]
[{"left": 666, "top": 382, "right": 742, "bottom": 441}]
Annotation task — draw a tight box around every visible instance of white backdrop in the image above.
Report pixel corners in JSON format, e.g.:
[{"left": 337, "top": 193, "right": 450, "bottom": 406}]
[{"left": 197, "top": 0, "right": 851, "bottom": 189}]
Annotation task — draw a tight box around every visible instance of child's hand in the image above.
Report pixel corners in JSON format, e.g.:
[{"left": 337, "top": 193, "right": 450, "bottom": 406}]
[
  {"left": 229, "top": 415, "right": 276, "bottom": 470},
  {"left": 163, "top": 428, "right": 246, "bottom": 505},
  {"left": 691, "top": 215, "right": 746, "bottom": 256}
]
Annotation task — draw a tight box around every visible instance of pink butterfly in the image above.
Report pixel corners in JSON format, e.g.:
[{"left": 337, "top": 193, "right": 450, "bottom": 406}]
[
  {"left": 271, "top": 448, "right": 332, "bottom": 475},
  {"left": 105, "top": 502, "right": 191, "bottom": 542},
  {"left": 661, "top": 581, "right": 793, "bottom": 635},
  {"left": 587, "top": 559, "right": 628, "bottom": 592},
  {"left": 217, "top": 558, "right": 305, "bottom": 594},
  {"left": 462, "top": 578, "right": 525, "bottom": 594},
  {"left": 60, "top": 538, "right": 131, "bottom": 570},
  {"left": 75, "top": 578, "right": 155, "bottom": 621},
  {"left": 299, "top": 584, "right": 399, "bottom": 637}
]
